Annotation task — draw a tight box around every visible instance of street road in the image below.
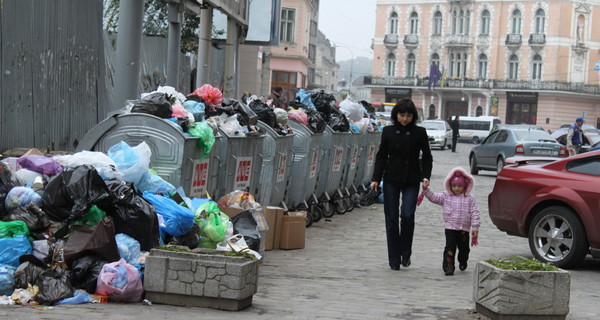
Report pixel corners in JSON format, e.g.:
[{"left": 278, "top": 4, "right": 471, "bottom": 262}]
[{"left": 1, "top": 142, "right": 598, "bottom": 319}]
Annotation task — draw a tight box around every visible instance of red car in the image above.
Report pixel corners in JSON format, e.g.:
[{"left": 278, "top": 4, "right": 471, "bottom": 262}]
[{"left": 488, "top": 150, "right": 600, "bottom": 268}]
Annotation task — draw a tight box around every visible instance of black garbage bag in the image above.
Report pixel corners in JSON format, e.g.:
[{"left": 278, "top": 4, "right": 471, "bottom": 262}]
[
  {"left": 71, "top": 255, "right": 108, "bottom": 293},
  {"left": 218, "top": 98, "right": 258, "bottom": 130},
  {"left": 304, "top": 107, "right": 326, "bottom": 133},
  {"left": 360, "top": 100, "right": 376, "bottom": 115},
  {"left": 99, "top": 180, "right": 160, "bottom": 251},
  {"left": 13, "top": 260, "right": 46, "bottom": 289},
  {"left": 171, "top": 223, "right": 201, "bottom": 249},
  {"left": 328, "top": 108, "right": 350, "bottom": 132},
  {"left": 35, "top": 268, "right": 74, "bottom": 305},
  {"left": 130, "top": 92, "right": 173, "bottom": 118},
  {"left": 2, "top": 203, "right": 50, "bottom": 232},
  {"left": 311, "top": 90, "right": 336, "bottom": 119},
  {"left": 231, "top": 209, "right": 261, "bottom": 252},
  {"left": 249, "top": 100, "right": 276, "bottom": 128},
  {"left": 63, "top": 217, "right": 120, "bottom": 269},
  {"left": 42, "top": 166, "right": 111, "bottom": 223}
]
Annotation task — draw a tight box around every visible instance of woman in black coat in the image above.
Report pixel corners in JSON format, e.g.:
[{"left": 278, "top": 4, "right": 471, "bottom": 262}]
[{"left": 370, "top": 99, "right": 433, "bottom": 270}]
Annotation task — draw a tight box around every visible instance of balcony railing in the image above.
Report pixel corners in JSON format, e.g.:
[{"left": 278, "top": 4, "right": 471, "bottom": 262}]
[
  {"left": 403, "top": 34, "right": 419, "bottom": 47},
  {"left": 383, "top": 34, "right": 399, "bottom": 47},
  {"left": 528, "top": 33, "right": 546, "bottom": 46},
  {"left": 505, "top": 34, "right": 522, "bottom": 47},
  {"left": 362, "top": 76, "right": 600, "bottom": 95},
  {"left": 445, "top": 34, "right": 472, "bottom": 47}
]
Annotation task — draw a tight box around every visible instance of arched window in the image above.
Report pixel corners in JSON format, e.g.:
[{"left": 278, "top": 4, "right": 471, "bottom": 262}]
[
  {"left": 431, "top": 53, "right": 440, "bottom": 67},
  {"left": 509, "top": 54, "right": 519, "bottom": 80},
  {"left": 433, "top": 11, "right": 443, "bottom": 35},
  {"left": 452, "top": 11, "right": 458, "bottom": 34},
  {"left": 410, "top": 12, "right": 419, "bottom": 34},
  {"left": 390, "top": 12, "right": 398, "bottom": 34},
  {"left": 449, "top": 53, "right": 455, "bottom": 77},
  {"left": 511, "top": 9, "right": 522, "bottom": 34},
  {"left": 465, "top": 10, "right": 471, "bottom": 35},
  {"left": 476, "top": 106, "right": 483, "bottom": 117},
  {"left": 480, "top": 10, "right": 490, "bottom": 35},
  {"left": 532, "top": 54, "right": 542, "bottom": 80},
  {"left": 459, "top": 10, "right": 465, "bottom": 34},
  {"left": 478, "top": 54, "right": 488, "bottom": 79},
  {"left": 535, "top": 9, "right": 545, "bottom": 34},
  {"left": 386, "top": 53, "right": 396, "bottom": 77},
  {"left": 406, "top": 53, "right": 416, "bottom": 77},
  {"left": 429, "top": 104, "right": 436, "bottom": 119}
]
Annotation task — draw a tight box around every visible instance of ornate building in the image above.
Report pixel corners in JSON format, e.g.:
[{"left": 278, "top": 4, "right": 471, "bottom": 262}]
[{"left": 369, "top": 0, "right": 600, "bottom": 129}]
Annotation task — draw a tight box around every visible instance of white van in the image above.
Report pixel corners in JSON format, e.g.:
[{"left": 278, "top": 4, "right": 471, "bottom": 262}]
[{"left": 457, "top": 116, "right": 501, "bottom": 144}]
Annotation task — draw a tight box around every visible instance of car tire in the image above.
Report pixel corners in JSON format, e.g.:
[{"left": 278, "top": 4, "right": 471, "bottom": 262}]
[
  {"left": 472, "top": 137, "right": 481, "bottom": 144},
  {"left": 441, "top": 139, "right": 446, "bottom": 150},
  {"left": 496, "top": 157, "right": 505, "bottom": 175},
  {"left": 528, "top": 206, "right": 588, "bottom": 269},
  {"left": 469, "top": 154, "right": 479, "bottom": 175}
]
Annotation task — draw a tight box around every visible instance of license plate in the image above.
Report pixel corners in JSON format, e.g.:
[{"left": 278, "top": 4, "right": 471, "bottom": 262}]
[{"left": 532, "top": 149, "right": 552, "bottom": 155}]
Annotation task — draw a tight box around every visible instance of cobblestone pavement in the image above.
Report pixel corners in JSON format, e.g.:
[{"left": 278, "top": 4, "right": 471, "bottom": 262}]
[{"left": 1, "top": 143, "right": 599, "bottom": 319}]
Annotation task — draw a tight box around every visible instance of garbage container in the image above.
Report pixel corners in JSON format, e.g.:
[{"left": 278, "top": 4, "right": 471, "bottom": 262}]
[
  {"left": 214, "top": 129, "right": 265, "bottom": 201},
  {"left": 339, "top": 131, "right": 366, "bottom": 212},
  {"left": 286, "top": 119, "right": 324, "bottom": 224},
  {"left": 359, "top": 130, "right": 381, "bottom": 189},
  {"left": 76, "top": 113, "right": 205, "bottom": 197},
  {"left": 187, "top": 131, "right": 224, "bottom": 200},
  {"left": 256, "top": 121, "right": 294, "bottom": 208},
  {"left": 315, "top": 126, "right": 352, "bottom": 217}
]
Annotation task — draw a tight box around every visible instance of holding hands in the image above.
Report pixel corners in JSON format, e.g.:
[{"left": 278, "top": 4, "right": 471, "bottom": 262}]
[{"left": 471, "top": 231, "right": 479, "bottom": 246}]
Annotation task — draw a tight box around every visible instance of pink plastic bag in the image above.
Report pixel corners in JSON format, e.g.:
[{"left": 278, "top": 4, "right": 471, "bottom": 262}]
[
  {"left": 288, "top": 109, "right": 308, "bottom": 126},
  {"left": 190, "top": 84, "right": 223, "bottom": 106},
  {"left": 96, "top": 258, "right": 143, "bottom": 302}
]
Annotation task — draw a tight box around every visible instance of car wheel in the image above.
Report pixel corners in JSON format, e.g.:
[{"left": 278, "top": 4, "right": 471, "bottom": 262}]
[
  {"left": 472, "top": 137, "right": 481, "bottom": 144},
  {"left": 496, "top": 157, "right": 505, "bottom": 175},
  {"left": 441, "top": 139, "right": 446, "bottom": 150},
  {"left": 469, "top": 154, "right": 479, "bottom": 175},
  {"left": 528, "top": 206, "right": 589, "bottom": 269}
]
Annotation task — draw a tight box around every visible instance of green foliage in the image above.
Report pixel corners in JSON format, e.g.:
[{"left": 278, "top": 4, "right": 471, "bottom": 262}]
[{"left": 486, "top": 256, "right": 558, "bottom": 271}]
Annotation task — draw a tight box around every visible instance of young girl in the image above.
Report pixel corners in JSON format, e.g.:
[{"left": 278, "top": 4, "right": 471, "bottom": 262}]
[{"left": 422, "top": 167, "right": 480, "bottom": 275}]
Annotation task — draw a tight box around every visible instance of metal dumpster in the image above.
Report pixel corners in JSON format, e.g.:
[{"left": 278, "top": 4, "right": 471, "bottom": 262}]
[
  {"left": 315, "top": 126, "right": 352, "bottom": 216},
  {"left": 76, "top": 113, "right": 205, "bottom": 197},
  {"left": 286, "top": 120, "right": 324, "bottom": 223},
  {"left": 339, "top": 131, "right": 366, "bottom": 212},
  {"left": 187, "top": 131, "right": 224, "bottom": 200},
  {"left": 358, "top": 130, "right": 381, "bottom": 188},
  {"left": 214, "top": 128, "right": 265, "bottom": 201},
  {"left": 256, "top": 121, "right": 294, "bottom": 208}
]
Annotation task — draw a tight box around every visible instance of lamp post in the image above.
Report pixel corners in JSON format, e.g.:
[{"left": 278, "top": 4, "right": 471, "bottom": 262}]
[{"left": 336, "top": 45, "right": 354, "bottom": 96}]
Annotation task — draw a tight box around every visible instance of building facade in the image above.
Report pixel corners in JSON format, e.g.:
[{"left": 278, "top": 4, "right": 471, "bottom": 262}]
[
  {"left": 369, "top": 0, "right": 600, "bottom": 129},
  {"left": 312, "top": 30, "right": 339, "bottom": 94}
]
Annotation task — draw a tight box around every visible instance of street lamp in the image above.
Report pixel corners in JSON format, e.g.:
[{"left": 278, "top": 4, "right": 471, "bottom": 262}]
[{"left": 336, "top": 45, "right": 354, "bottom": 96}]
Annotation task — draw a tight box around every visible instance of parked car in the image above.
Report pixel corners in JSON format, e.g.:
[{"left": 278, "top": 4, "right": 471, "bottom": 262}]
[
  {"left": 420, "top": 120, "right": 452, "bottom": 150},
  {"left": 488, "top": 151, "right": 600, "bottom": 268},
  {"left": 550, "top": 128, "right": 600, "bottom": 153},
  {"left": 457, "top": 116, "right": 501, "bottom": 144},
  {"left": 492, "top": 124, "right": 545, "bottom": 132},
  {"left": 558, "top": 123, "right": 600, "bottom": 136},
  {"left": 469, "top": 128, "right": 567, "bottom": 175}
]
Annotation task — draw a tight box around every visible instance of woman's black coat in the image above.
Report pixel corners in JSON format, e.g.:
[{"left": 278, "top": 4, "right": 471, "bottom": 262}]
[{"left": 371, "top": 122, "right": 433, "bottom": 185}]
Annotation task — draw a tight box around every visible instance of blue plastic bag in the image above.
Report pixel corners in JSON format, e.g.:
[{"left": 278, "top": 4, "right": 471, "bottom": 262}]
[
  {"left": 0, "top": 235, "right": 32, "bottom": 267},
  {"left": 182, "top": 100, "right": 205, "bottom": 121},
  {"left": 115, "top": 233, "right": 141, "bottom": 264},
  {"left": 136, "top": 171, "right": 176, "bottom": 194},
  {"left": 55, "top": 289, "right": 93, "bottom": 305},
  {"left": 0, "top": 264, "right": 16, "bottom": 295},
  {"left": 107, "top": 141, "right": 151, "bottom": 185},
  {"left": 142, "top": 192, "right": 195, "bottom": 237},
  {"left": 296, "top": 89, "right": 316, "bottom": 109}
]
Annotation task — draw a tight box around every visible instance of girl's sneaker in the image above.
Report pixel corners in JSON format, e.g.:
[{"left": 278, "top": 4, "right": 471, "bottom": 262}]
[
  {"left": 459, "top": 262, "right": 467, "bottom": 271},
  {"left": 444, "top": 269, "right": 454, "bottom": 276}
]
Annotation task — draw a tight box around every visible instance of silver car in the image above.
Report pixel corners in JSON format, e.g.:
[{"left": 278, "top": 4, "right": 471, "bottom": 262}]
[
  {"left": 420, "top": 120, "right": 452, "bottom": 150},
  {"left": 469, "top": 128, "right": 568, "bottom": 175}
]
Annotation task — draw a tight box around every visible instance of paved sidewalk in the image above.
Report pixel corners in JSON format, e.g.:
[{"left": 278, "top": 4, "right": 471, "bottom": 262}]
[{"left": 1, "top": 144, "right": 598, "bottom": 319}]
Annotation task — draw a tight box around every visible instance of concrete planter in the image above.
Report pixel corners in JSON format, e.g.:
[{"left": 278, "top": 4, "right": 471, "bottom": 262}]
[
  {"left": 144, "top": 248, "right": 259, "bottom": 311},
  {"left": 473, "top": 260, "right": 570, "bottom": 320}
]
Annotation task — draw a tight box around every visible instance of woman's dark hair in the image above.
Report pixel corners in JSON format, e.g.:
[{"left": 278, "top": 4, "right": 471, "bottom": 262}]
[{"left": 391, "top": 99, "right": 419, "bottom": 125}]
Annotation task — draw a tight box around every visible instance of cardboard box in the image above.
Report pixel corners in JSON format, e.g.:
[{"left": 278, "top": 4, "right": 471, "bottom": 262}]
[
  {"left": 218, "top": 206, "right": 245, "bottom": 218},
  {"left": 279, "top": 211, "right": 306, "bottom": 250},
  {"left": 263, "top": 206, "right": 284, "bottom": 251}
]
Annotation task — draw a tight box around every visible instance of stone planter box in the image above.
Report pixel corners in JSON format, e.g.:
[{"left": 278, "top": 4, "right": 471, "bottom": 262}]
[
  {"left": 144, "top": 248, "right": 259, "bottom": 311},
  {"left": 473, "top": 260, "right": 570, "bottom": 320}
]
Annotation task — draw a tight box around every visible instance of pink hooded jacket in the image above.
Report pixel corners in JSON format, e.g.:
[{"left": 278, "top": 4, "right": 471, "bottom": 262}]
[{"left": 424, "top": 167, "right": 480, "bottom": 232}]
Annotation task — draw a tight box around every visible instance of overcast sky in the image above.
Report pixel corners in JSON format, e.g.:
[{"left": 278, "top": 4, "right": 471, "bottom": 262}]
[{"left": 318, "top": 0, "right": 377, "bottom": 62}]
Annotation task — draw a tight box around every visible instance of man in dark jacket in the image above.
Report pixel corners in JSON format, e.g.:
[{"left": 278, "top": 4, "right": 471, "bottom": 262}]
[
  {"left": 449, "top": 115, "right": 460, "bottom": 152},
  {"left": 370, "top": 99, "right": 433, "bottom": 270},
  {"left": 268, "top": 86, "right": 284, "bottom": 109}
]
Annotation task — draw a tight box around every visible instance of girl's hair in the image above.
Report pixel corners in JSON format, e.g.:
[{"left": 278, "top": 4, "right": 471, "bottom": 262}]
[{"left": 391, "top": 99, "right": 419, "bottom": 125}]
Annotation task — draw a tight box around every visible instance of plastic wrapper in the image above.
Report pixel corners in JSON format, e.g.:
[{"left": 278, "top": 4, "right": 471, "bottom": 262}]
[
  {"left": 16, "top": 155, "right": 63, "bottom": 176},
  {"left": 96, "top": 258, "right": 143, "bottom": 302},
  {"left": 54, "top": 151, "right": 122, "bottom": 181}
]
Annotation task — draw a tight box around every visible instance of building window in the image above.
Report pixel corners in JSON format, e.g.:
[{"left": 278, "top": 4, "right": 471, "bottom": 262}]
[
  {"left": 406, "top": 53, "right": 416, "bottom": 77},
  {"left": 476, "top": 106, "right": 483, "bottom": 116},
  {"left": 310, "top": 20, "right": 318, "bottom": 37},
  {"left": 390, "top": 12, "right": 398, "bottom": 34},
  {"left": 280, "top": 8, "right": 295, "bottom": 43},
  {"left": 410, "top": 12, "right": 419, "bottom": 34},
  {"left": 532, "top": 54, "right": 542, "bottom": 80},
  {"left": 480, "top": 10, "right": 490, "bottom": 35},
  {"left": 386, "top": 53, "right": 396, "bottom": 77},
  {"left": 511, "top": 9, "right": 522, "bottom": 34},
  {"left": 465, "top": 10, "right": 470, "bottom": 35},
  {"left": 449, "top": 52, "right": 467, "bottom": 78},
  {"left": 478, "top": 54, "right": 487, "bottom": 79},
  {"left": 308, "top": 44, "right": 316, "bottom": 63},
  {"left": 452, "top": 11, "right": 457, "bottom": 34},
  {"left": 433, "top": 11, "right": 442, "bottom": 35},
  {"left": 431, "top": 53, "right": 440, "bottom": 67},
  {"left": 535, "top": 9, "right": 545, "bottom": 34},
  {"left": 509, "top": 54, "right": 519, "bottom": 80}
]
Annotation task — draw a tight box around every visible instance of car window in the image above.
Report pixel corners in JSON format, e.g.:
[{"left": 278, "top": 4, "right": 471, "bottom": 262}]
[
  {"left": 513, "top": 130, "right": 555, "bottom": 142},
  {"left": 483, "top": 131, "right": 499, "bottom": 144},
  {"left": 494, "top": 130, "right": 509, "bottom": 143},
  {"left": 566, "top": 156, "right": 600, "bottom": 176},
  {"left": 421, "top": 122, "right": 445, "bottom": 130}
]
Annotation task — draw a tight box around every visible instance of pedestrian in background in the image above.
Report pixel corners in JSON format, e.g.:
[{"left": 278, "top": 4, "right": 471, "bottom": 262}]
[
  {"left": 370, "top": 99, "right": 433, "bottom": 271},
  {"left": 449, "top": 115, "right": 460, "bottom": 152},
  {"left": 421, "top": 167, "right": 480, "bottom": 276},
  {"left": 267, "top": 86, "right": 284, "bottom": 109},
  {"left": 567, "top": 117, "right": 585, "bottom": 156}
]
